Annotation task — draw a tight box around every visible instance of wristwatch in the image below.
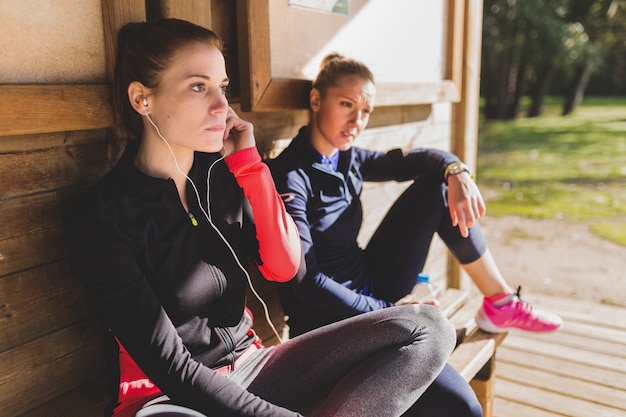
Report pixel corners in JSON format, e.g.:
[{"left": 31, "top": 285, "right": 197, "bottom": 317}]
[{"left": 444, "top": 161, "right": 470, "bottom": 181}]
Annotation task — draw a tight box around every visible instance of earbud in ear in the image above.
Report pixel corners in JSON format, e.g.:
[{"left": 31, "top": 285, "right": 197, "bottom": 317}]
[{"left": 141, "top": 97, "right": 148, "bottom": 107}]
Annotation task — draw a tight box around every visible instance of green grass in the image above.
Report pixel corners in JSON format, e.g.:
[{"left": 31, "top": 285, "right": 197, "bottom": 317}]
[{"left": 477, "top": 96, "right": 626, "bottom": 246}]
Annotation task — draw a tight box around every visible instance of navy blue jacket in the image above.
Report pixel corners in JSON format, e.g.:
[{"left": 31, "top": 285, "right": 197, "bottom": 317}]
[{"left": 269, "top": 126, "right": 460, "bottom": 335}]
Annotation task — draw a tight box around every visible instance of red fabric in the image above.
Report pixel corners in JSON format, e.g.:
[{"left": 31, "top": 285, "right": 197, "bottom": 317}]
[
  {"left": 112, "top": 338, "right": 163, "bottom": 417},
  {"left": 224, "top": 147, "right": 301, "bottom": 282},
  {"left": 111, "top": 308, "right": 262, "bottom": 417}
]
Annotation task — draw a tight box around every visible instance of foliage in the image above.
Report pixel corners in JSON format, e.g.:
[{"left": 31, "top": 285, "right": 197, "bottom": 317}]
[
  {"left": 481, "top": 0, "right": 626, "bottom": 120},
  {"left": 477, "top": 96, "right": 626, "bottom": 246}
]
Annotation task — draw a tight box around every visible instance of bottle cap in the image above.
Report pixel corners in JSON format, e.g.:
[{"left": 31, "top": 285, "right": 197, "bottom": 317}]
[{"left": 417, "top": 273, "right": 430, "bottom": 283}]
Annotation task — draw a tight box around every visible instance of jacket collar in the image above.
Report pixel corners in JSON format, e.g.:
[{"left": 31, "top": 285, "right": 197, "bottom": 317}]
[{"left": 292, "top": 126, "right": 354, "bottom": 175}]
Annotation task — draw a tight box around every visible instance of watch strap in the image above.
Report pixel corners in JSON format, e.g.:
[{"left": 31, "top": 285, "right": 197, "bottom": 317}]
[{"left": 444, "top": 162, "right": 470, "bottom": 181}]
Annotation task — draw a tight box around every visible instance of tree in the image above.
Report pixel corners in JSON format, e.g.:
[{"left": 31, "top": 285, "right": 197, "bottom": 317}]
[
  {"left": 480, "top": 0, "right": 626, "bottom": 119},
  {"left": 561, "top": 0, "right": 623, "bottom": 115},
  {"left": 481, "top": 0, "right": 571, "bottom": 119}
]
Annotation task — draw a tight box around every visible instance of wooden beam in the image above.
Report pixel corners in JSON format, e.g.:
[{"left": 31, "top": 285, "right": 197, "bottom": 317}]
[
  {"left": 101, "top": 0, "right": 147, "bottom": 82},
  {"left": 149, "top": 0, "right": 212, "bottom": 27},
  {"left": 451, "top": 0, "right": 483, "bottom": 169},
  {"left": 445, "top": 0, "right": 466, "bottom": 93},
  {"left": 470, "top": 356, "right": 497, "bottom": 417},
  {"left": 376, "top": 81, "right": 459, "bottom": 107},
  {"left": 447, "top": 0, "right": 484, "bottom": 290},
  {"left": 236, "top": 0, "right": 271, "bottom": 111},
  {"left": 0, "top": 85, "right": 113, "bottom": 137}
]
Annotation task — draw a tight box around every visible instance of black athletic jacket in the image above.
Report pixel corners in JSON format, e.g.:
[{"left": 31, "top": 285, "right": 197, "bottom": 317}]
[{"left": 65, "top": 144, "right": 304, "bottom": 417}]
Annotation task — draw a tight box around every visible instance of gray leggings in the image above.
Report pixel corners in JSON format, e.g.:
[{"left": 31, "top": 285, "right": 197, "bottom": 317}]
[{"left": 137, "top": 305, "right": 455, "bottom": 417}]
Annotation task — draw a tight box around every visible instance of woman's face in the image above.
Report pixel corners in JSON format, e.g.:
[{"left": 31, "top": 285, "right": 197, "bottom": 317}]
[
  {"left": 310, "top": 75, "right": 375, "bottom": 156},
  {"left": 145, "top": 42, "right": 229, "bottom": 154}
]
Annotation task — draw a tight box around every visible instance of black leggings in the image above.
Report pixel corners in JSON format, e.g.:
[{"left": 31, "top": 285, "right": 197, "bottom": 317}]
[
  {"left": 362, "top": 176, "right": 486, "bottom": 417},
  {"left": 137, "top": 306, "right": 458, "bottom": 417},
  {"left": 365, "top": 175, "right": 488, "bottom": 303}
]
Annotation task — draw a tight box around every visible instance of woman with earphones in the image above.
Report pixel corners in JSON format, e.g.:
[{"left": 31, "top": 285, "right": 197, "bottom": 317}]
[{"left": 65, "top": 19, "right": 458, "bottom": 417}]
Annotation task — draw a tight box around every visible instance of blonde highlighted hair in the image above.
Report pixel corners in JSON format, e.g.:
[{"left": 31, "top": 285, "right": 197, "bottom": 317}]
[{"left": 312, "top": 53, "right": 375, "bottom": 97}]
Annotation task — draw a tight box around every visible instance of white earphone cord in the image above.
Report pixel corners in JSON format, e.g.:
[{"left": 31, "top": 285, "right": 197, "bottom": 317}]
[{"left": 144, "top": 110, "right": 283, "bottom": 343}]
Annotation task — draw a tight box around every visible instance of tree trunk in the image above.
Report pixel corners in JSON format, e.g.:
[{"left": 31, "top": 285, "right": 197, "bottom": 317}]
[
  {"left": 482, "top": 40, "right": 519, "bottom": 121},
  {"left": 508, "top": 62, "right": 529, "bottom": 119},
  {"left": 562, "top": 62, "right": 591, "bottom": 116},
  {"left": 528, "top": 63, "right": 556, "bottom": 117}
]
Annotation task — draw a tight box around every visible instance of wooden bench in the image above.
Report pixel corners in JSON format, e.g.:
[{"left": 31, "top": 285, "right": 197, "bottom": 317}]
[{"left": 438, "top": 288, "right": 509, "bottom": 416}]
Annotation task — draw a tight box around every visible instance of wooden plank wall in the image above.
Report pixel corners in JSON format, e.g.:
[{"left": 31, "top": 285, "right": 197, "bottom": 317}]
[
  {"left": 0, "top": 1, "right": 475, "bottom": 415},
  {"left": 0, "top": 129, "right": 125, "bottom": 416},
  {"left": 0, "top": 2, "right": 143, "bottom": 415}
]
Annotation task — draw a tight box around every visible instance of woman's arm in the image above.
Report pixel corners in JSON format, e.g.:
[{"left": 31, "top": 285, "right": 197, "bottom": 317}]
[
  {"left": 360, "top": 148, "right": 460, "bottom": 182},
  {"left": 275, "top": 172, "right": 392, "bottom": 318},
  {"left": 224, "top": 147, "right": 303, "bottom": 283},
  {"left": 362, "top": 147, "right": 486, "bottom": 237}
]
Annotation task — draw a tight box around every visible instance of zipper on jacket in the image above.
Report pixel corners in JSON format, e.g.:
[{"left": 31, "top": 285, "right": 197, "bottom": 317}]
[
  {"left": 215, "top": 326, "right": 236, "bottom": 366},
  {"left": 312, "top": 163, "right": 353, "bottom": 205}
]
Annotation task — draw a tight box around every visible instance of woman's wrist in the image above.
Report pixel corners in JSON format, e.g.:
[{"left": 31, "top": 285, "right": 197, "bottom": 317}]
[{"left": 444, "top": 161, "right": 470, "bottom": 181}]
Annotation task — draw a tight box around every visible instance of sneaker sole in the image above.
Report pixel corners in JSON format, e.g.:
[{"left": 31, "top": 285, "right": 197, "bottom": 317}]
[{"left": 475, "top": 311, "right": 510, "bottom": 333}]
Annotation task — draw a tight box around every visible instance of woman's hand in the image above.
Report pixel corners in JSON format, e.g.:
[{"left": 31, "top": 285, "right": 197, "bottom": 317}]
[
  {"left": 223, "top": 107, "right": 256, "bottom": 155},
  {"left": 394, "top": 293, "right": 440, "bottom": 307},
  {"left": 447, "top": 172, "right": 486, "bottom": 237}
]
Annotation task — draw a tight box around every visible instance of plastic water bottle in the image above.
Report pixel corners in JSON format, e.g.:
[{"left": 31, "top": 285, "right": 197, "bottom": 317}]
[{"left": 413, "top": 273, "right": 437, "bottom": 303}]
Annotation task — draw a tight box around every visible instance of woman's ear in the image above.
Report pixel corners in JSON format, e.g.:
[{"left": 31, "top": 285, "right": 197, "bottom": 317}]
[
  {"left": 128, "top": 81, "right": 150, "bottom": 115},
  {"left": 310, "top": 88, "right": 321, "bottom": 112}
]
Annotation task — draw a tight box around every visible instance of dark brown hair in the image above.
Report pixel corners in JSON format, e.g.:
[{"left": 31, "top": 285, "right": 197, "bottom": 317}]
[
  {"left": 113, "top": 18, "right": 223, "bottom": 141},
  {"left": 312, "top": 52, "right": 375, "bottom": 97}
]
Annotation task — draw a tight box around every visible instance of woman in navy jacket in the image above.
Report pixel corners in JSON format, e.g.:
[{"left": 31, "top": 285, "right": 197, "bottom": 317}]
[
  {"left": 270, "top": 53, "right": 563, "bottom": 416},
  {"left": 65, "top": 20, "right": 457, "bottom": 417}
]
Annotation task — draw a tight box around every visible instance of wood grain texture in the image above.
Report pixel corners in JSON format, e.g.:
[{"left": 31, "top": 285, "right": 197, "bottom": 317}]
[
  {"left": 148, "top": 0, "right": 212, "bottom": 27},
  {"left": 0, "top": 85, "right": 113, "bottom": 137},
  {"left": 0, "top": 261, "right": 91, "bottom": 353},
  {"left": 494, "top": 294, "right": 626, "bottom": 417},
  {"left": 235, "top": 0, "right": 271, "bottom": 111},
  {"left": 102, "top": 0, "right": 146, "bottom": 81},
  {"left": 0, "top": 130, "right": 124, "bottom": 200},
  {"left": 0, "top": 319, "right": 105, "bottom": 417},
  {"left": 16, "top": 379, "right": 109, "bottom": 417}
]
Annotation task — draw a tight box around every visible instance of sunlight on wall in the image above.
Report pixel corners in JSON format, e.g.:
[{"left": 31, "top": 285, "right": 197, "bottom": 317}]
[
  {"left": 0, "top": 0, "right": 106, "bottom": 83},
  {"left": 270, "top": 0, "right": 445, "bottom": 83}
]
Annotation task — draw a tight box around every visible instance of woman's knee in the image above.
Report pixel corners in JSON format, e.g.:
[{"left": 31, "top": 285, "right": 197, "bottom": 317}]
[{"left": 399, "top": 304, "right": 456, "bottom": 354}]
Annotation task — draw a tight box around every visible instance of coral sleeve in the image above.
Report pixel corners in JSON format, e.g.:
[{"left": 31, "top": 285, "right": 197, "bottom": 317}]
[{"left": 224, "top": 147, "right": 302, "bottom": 282}]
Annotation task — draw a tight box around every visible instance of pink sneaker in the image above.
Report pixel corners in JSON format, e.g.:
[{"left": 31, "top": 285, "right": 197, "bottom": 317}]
[{"left": 476, "top": 288, "right": 563, "bottom": 333}]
